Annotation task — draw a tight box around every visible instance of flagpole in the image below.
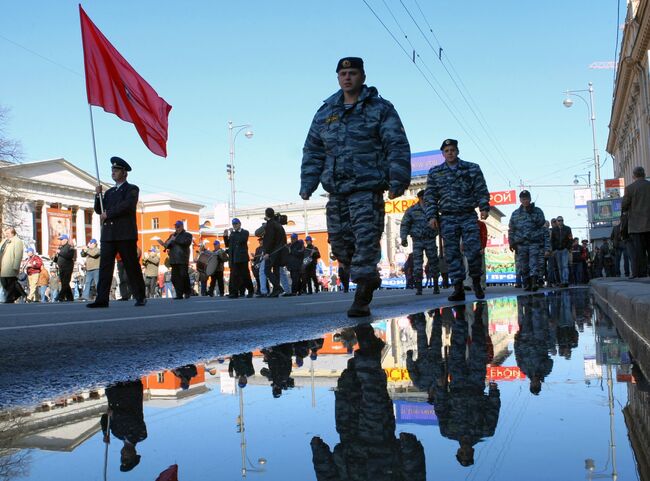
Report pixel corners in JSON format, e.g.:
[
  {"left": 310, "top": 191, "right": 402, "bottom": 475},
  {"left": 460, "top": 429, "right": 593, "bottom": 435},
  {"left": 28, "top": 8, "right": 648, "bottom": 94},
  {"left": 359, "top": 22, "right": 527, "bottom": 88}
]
[
  {"left": 103, "top": 411, "right": 111, "bottom": 481},
  {"left": 88, "top": 104, "right": 104, "bottom": 213}
]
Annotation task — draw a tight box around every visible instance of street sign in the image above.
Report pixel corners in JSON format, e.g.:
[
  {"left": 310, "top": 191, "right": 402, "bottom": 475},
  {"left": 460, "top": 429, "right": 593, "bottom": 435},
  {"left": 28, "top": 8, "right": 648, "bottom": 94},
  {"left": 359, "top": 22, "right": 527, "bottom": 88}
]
[{"left": 489, "top": 190, "right": 517, "bottom": 206}]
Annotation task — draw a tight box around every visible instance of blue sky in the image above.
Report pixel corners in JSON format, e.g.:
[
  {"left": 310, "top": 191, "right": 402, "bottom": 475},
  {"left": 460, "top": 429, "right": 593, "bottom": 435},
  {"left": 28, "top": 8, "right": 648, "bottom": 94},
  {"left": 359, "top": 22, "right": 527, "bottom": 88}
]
[{"left": 1, "top": 0, "right": 621, "bottom": 237}]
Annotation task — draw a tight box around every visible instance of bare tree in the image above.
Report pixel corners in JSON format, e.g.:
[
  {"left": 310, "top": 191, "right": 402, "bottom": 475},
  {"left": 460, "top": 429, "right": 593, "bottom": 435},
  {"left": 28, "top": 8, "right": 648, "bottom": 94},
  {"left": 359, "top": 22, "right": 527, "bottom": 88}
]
[
  {"left": 0, "top": 106, "right": 22, "bottom": 163},
  {"left": 0, "top": 411, "right": 32, "bottom": 480},
  {"left": 0, "top": 105, "right": 26, "bottom": 232}
]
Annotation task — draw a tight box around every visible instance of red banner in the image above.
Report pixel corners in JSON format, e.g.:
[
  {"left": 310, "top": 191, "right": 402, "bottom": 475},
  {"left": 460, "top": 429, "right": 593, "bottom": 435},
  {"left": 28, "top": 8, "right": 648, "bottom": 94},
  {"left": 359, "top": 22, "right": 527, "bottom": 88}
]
[{"left": 489, "top": 190, "right": 517, "bottom": 206}]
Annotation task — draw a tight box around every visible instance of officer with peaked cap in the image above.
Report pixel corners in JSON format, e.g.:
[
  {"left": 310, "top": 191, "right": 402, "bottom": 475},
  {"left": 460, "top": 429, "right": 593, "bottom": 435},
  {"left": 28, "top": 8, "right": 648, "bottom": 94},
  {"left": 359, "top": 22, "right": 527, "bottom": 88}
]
[
  {"left": 300, "top": 56, "right": 411, "bottom": 317},
  {"left": 88, "top": 156, "right": 147, "bottom": 307},
  {"left": 424, "top": 139, "right": 490, "bottom": 302}
]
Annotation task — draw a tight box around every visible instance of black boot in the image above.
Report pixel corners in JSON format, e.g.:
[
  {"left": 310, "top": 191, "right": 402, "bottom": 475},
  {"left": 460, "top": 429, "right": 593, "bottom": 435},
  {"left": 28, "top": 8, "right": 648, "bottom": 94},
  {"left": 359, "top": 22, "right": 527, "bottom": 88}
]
[
  {"left": 347, "top": 277, "right": 381, "bottom": 317},
  {"left": 472, "top": 277, "right": 485, "bottom": 299},
  {"left": 524, "top": 279, "right": 532, "bottom": 291},
  {"left": 415, "top": 280, "right": 423, "bottom": 295},
  {"left": 448, "top": 282, "right": 465, "bottom": 302},
  {"left": 433, "top": 283, "right": 440, "bottom": 294}
]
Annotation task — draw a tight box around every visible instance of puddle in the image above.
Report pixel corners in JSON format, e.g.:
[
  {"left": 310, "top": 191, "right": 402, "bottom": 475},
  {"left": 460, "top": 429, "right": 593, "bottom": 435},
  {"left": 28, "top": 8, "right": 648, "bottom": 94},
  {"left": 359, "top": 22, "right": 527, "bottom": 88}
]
[{"left": 0, "top": 290, "right": 645, "bottom": 480}]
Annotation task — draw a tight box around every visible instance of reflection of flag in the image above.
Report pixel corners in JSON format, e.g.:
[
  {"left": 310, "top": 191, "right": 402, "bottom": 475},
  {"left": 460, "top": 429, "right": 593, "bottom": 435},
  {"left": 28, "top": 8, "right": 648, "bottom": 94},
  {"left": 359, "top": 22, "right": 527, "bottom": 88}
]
[
  {"left": 155, "top": 464, "right": 178, "bottom": 481},
  {"left": 79, "top": 5, "right": 172, "bottom": 157}
]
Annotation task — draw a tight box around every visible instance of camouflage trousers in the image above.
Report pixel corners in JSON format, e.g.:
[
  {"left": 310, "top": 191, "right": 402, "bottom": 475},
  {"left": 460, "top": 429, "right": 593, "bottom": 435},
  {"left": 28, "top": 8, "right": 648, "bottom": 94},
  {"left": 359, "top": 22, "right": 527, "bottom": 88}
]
[
  {"left": 518, "top": 243, "right": 541, "bottom": 282},
  {"left": 440, "top": 213, "right": 482, "bottom": 284},
  {"left": 412, "top": 238, "right": 439, "bottom": 281},
  {"left": 326, "top": 191, "right": 384, "bottom": 282}
]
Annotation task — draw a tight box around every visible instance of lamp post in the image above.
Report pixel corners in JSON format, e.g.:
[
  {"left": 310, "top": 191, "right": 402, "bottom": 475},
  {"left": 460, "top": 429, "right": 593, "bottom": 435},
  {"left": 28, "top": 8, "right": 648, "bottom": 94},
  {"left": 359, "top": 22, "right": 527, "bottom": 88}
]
[
  {"left": 237, "top": 385, "right": 267, "bottom": 477},
  {"left": 227, "top": 121, "right": 254, "bottom": 219},
  {"left": 563, "top": 82, "right": 602, "bottom": 199}
]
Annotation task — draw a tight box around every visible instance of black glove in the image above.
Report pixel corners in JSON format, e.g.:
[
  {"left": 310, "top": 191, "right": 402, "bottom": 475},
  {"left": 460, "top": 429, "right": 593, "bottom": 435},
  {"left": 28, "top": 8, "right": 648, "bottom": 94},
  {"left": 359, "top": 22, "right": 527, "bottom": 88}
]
[{"left": 401, "top": 239, "right": 408, "bottom": 247}]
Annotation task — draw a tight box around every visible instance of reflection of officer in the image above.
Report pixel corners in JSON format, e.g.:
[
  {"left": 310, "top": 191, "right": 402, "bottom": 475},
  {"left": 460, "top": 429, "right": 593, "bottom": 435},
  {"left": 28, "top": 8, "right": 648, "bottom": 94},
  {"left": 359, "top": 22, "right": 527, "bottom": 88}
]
[
  {"left": 88, "top": 157, "right": 146, "bottom": 308},
  {"left": 260, "top": 343, "right": 294, "bottom": 398},
  {"left": 432, "top": 304, "right": 501, "bottom": 467},
  {"left": 425, "top": 139, "right": 490, "bottom": 302},
  {"left": 300, "top": 57, "right": 411, "bottom": 317},
  {"left": 171, "top": 364, "right": 198, "bottom": 390},
  {"left": 515, "top": 295, "right": 554, "bottom": 395},
  {"left": 406, "top": 312, "right": 444, "bottom": 392},
  {"left": 100, "top": 380, "right": 147, "bottom": 472},
  {"left": 401, "top": 190, "right": 440, "bottom": 295},
  {"left": 311, "top": 324, "right": 426, "bottom": 480},
  {"left": 228, "top": 352, "right": 255, "bottom": 388}
]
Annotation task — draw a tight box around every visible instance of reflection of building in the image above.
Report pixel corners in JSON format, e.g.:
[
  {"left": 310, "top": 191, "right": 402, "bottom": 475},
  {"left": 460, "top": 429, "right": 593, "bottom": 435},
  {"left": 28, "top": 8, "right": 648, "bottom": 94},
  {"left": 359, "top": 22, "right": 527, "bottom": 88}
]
[
  {"left": 142, "top": 365, "right": 210, "bottom": 403},
  {"left": 624, "top": 382, "right": 650, "bottom": 481}
]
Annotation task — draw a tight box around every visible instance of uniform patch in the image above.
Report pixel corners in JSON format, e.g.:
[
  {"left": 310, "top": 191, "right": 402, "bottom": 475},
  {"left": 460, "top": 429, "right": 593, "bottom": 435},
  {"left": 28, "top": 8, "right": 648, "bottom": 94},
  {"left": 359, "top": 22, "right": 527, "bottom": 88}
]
[{"left": 325, "top": 114, "right": 339, "bottom": 124}]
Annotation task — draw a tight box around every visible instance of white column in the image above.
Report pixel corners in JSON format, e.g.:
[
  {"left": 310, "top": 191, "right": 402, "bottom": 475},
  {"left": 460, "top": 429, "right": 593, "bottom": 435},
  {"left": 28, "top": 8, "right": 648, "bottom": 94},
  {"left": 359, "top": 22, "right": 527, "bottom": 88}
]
[
  {"left": 41, "top": 204, "right": 49, "bottom": 256},
  {"left": 91, "top": 211, "right": 101, "bottom": 244},
  {"left": 76, "top": 208, "right": 86, "bottom": 247}
]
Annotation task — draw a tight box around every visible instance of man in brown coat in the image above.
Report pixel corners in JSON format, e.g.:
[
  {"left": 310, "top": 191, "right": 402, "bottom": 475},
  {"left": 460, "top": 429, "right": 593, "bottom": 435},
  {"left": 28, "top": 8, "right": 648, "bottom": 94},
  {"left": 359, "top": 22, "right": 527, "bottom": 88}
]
[{"left": 622, "top": 166, "right": 650, "bottom": 278}]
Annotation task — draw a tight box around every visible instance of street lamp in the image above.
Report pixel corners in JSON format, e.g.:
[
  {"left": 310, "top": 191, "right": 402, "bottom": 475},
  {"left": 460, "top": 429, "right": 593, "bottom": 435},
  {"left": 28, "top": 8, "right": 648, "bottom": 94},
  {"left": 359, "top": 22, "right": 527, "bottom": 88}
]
[
  {"left": 563, "top": 82, "right": 602, "bottom": 199},
  {"left": 228, "top": 121, "right": 254, "bottom": 219},
  {"left": 573, "top": 172, "right": 591, "bottom": 187}
]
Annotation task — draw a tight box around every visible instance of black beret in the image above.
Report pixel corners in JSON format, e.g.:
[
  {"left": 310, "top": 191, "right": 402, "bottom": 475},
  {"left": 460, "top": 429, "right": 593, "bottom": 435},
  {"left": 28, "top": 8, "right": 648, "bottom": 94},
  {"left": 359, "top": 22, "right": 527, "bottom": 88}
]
[
  {"left": 440, "top": 139, "right": 458, "bottom": 150},
  {"left": 110, "top": 156, "right": 132, "bottom": 172},
  {"left": 416, "top": 190, "right": 424, "bottom": 198},
  {"left": 519, "top": 190, "right": 531, "bottom": 198},
  {"left": 336, "top": 57, "right": 364, "bottom": 72}
]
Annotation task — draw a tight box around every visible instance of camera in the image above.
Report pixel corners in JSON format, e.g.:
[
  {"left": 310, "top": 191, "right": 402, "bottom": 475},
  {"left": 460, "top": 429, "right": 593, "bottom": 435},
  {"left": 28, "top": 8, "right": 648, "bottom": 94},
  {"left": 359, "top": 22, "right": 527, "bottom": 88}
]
[{"left": 275, "top": 213, "right": 288, "bottom": 225}]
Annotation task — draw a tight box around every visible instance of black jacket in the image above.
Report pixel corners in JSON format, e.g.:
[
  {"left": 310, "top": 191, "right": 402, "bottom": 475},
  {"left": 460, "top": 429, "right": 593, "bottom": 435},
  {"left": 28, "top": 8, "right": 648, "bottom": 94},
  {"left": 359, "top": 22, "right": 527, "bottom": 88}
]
[
  {"left": 550, "top": 225, "right": 573, "bottom": 250},
  {"left": 165, "top": 230, "right": 193, "bottom": 265},
  {"left": 94, "top": 182, "right": 140, "bottom": 241},
  {"left": 262, "top": 219, "right": 287, "bottom": 264},
  {"left": 225, "top": 229, "right": 250, "bottom": 264},
  {"left": 55, "top": 243, "right": 76, "bottom": 271}
]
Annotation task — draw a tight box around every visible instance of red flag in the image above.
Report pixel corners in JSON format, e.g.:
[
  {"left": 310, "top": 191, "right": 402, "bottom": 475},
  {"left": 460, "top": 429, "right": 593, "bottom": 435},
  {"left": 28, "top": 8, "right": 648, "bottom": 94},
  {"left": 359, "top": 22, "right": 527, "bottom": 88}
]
[
  {"left": 155, "top": 464, "right": 178, "bottom": 481},
  {"left": 80, "top": 5, "right": 172, "bottom": 157}
]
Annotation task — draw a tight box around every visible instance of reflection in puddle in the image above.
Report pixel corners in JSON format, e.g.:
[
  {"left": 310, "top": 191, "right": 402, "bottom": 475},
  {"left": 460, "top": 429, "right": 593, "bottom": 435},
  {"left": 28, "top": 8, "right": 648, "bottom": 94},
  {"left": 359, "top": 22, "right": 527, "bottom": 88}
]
[{"left": 1, "top": 289, "right": 646, "bottom": 480}]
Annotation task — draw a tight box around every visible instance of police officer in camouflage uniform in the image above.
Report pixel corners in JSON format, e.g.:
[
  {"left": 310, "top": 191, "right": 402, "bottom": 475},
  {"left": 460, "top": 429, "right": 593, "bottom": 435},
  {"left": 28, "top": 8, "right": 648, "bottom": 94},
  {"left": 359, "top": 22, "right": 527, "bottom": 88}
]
[
  {"left": 424, "top": 139, "right": 490, "bottom": 302},
  {"left": 406, "top": 312, "right": 444, "bottom": 393},
  {"left": 400, "top": 190, "right": 440, "bottom": 295},
  {"left": 508, "top": 190, "right": 546, "bottom": 291},
  {"left": 300, "top": 57, "right": 411, "bottom": 317}
]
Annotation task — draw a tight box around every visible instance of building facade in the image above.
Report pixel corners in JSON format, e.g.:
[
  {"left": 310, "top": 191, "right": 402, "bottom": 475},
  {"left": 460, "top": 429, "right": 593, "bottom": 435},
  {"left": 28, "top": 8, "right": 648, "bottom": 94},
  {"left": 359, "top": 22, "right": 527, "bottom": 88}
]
[{"left": 607, "top": 0, "right": 650, "bottom": 184}]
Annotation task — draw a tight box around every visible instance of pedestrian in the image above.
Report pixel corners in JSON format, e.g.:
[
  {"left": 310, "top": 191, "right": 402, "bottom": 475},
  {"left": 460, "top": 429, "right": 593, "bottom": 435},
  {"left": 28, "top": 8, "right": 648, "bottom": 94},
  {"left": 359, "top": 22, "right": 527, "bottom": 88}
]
[
  {"left": 508, "top": 190, "right": 546, "bottom": 291},
  {"left": 599, "top": 240, "right": 615, "bottom": 278},
  {"left": 286, "top": 233, "right": 304, "bottom": 296},
  {"left": 158, "top": 220, "right": 193, "bottom": 299},
  {"left": 550, "top": 216, "right": 573, "bottom": 287},
  {"left": 610, "top": 222, "right": 630, "bottom": 277},
  {"left": 80, "top": 239, "right": 101, "bottom": 301},
  {"left": 224, "top": 218, "right": 254, "bottom": 298},
  {"left": 142, "top": 247, "right": 160, "bottom": 298},
  {"left": 252, "top": 237, "right": 265, "bottom": 296},
  {"left": 569, "top": 238, "right": 584, "bottom": 284},
  {"left": 208, "top": 240, "right": 227, "bottom": 297},
  {"left": 424, "top": 139, "right": 491, "bottom": 301},
  {"left": 24, "top": 247, "right": 43, "bottom": 302},
  {"left": 260, "top": 209, "right": 288, "bottom": 297},
  {"left": 48, "top": 268, "right": 60, "bottom": 302},
  {"left": 162, "top": 268, "right": 173, "bottom": 298},
  {"left": 302, "top": 236, "right": 321, "bottom": 294},
  {"left": 0, "top": 227, "right": 25, "bottom": 303},
  {"left": 401, "top": 190, "right": 440, "bottom": 295},
  {"left": 300, "top": 57, "right": 411, "bottom": 316},
  {"left": 87, "top": 156, "right": 147, "bottom": 308},
  {"left": 36, "top": 264, "right": 49, "bottom": 302},
  {"left": 621, "top": 166, "right": 650, "bottom": 278},
  {"left": 53, "top": 234, "right": 76, "bottom": 302}
]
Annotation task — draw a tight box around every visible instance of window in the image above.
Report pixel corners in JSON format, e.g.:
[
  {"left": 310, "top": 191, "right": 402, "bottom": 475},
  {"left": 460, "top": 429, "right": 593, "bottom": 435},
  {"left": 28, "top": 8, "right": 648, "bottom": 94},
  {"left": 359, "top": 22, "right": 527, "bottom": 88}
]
[
  {"left": 157, "top": 372, "right": 165, "bottom": 383},
  {"left": 152, "top": 217, "right": 159, "bottom": 229}
]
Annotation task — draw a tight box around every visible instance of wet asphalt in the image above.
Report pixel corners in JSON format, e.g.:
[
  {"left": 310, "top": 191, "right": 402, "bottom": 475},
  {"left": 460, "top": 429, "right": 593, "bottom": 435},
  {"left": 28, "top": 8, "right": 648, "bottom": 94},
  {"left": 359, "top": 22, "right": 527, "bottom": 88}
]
[{"left": 0, "top": 285, "right": 530, "bottom": 408}]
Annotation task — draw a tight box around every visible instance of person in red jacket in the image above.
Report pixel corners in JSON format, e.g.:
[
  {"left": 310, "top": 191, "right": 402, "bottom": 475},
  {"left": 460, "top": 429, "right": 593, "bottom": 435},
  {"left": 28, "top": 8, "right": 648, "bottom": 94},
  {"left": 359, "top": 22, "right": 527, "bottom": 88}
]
[{"left": 24, "top": 248, "right": 43, "bottom": 302}]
